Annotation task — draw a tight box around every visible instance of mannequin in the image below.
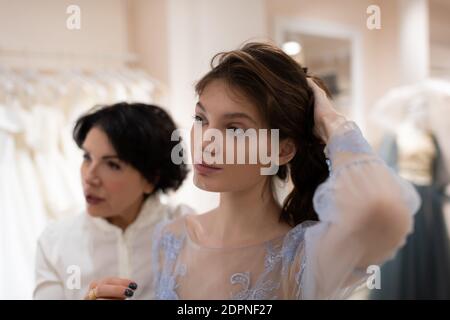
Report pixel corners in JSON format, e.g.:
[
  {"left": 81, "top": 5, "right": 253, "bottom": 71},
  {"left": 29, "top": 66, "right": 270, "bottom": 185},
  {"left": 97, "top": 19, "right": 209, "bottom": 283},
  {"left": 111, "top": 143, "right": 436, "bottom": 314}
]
[{"left": 370, "top": 97, "right": 450, "bottom": 300}]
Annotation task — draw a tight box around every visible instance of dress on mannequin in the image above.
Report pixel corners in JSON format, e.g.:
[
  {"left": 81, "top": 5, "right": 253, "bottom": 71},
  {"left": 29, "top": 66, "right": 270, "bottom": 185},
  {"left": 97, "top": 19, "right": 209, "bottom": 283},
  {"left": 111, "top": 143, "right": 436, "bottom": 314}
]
[{"left": 370, "top": 122, "right": 450, "bottom": 299}]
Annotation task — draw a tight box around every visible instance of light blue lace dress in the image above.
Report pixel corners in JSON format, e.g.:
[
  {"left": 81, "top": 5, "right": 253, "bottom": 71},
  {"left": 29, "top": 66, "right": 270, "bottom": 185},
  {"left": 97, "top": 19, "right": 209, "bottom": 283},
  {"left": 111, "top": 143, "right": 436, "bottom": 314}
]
[{"left": 150, "top": 121, "right": 421, "bottom": 300}]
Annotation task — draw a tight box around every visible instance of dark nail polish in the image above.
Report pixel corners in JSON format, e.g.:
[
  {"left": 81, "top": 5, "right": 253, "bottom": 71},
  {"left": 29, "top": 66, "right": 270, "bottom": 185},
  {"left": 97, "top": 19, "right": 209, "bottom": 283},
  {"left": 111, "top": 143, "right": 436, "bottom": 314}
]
[
  {"left": 128, "top": 282, "right": 138, "bottom": 290},
  {"left": 124, "top": 288, "right": 134, "bottom": 297}
]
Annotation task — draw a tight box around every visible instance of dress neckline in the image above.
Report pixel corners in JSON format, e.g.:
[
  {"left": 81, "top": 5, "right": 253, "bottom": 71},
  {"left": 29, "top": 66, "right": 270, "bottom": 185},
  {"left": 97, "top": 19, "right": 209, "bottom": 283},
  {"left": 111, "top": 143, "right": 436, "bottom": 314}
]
[{"left": 182, "top": 215, "right": 293, "bottom": 251}]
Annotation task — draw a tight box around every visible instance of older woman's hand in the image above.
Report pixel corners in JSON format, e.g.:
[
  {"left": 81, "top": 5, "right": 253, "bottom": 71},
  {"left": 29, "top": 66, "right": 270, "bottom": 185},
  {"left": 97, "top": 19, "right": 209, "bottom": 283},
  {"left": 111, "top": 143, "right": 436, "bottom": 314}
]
[{"left": 84, "top": 277, "right": 138, "bottom": 300}]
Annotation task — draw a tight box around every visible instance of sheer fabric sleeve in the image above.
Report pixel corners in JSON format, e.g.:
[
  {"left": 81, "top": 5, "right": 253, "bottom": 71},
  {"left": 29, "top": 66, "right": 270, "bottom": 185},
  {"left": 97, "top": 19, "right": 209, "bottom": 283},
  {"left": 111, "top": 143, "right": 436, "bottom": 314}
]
[{"left": 301, "top": 120, "right": 421, "bottom": 299}]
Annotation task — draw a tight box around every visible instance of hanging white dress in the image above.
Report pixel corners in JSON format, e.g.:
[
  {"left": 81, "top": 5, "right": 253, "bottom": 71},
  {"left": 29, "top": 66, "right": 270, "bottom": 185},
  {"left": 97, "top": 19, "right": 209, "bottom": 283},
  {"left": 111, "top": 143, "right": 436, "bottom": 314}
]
[
  {"left": 0, "top": 104, "right": 37, "bottom": 299},
  {"left": 15, "top": 106, "right": 48, "bottom": 233},
  {"left": 25, "top": 105, "right": 78, "bottom": 219}
]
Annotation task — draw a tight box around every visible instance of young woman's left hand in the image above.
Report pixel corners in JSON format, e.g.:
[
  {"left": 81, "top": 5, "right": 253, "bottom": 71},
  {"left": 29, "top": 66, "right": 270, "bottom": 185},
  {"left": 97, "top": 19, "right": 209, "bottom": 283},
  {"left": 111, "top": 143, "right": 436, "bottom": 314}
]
[{"left": 306, "top": 78, "right": 347, "bottom": 144}]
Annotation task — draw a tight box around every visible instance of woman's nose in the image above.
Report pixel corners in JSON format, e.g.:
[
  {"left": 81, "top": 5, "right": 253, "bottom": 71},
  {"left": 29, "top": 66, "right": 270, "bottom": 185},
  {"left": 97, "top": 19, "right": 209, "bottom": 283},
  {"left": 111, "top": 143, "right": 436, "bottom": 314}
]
[
  {"left": 201, "top": 128, "right": 223, "bottom": 157},
  {"left": 84, "top": 165, "right": 101, "bottom": 186}
]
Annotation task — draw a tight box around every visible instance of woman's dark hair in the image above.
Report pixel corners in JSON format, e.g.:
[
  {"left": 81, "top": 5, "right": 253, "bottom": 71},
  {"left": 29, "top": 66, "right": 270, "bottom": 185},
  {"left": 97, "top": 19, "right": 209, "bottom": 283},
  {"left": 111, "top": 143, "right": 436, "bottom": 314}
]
[
  {"left": 73, "top": 102, "right": 189, "bottom": 196},
  {"left": 195, "top": 42, "right": 331, "bottom": 226}
]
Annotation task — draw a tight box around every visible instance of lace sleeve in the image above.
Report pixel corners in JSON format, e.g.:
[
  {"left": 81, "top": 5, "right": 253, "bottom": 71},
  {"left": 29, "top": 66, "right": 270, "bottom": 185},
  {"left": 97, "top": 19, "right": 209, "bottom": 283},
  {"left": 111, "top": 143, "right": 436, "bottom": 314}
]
[{"left": 301, "top": 121, "right": 421, "bottom": 299}]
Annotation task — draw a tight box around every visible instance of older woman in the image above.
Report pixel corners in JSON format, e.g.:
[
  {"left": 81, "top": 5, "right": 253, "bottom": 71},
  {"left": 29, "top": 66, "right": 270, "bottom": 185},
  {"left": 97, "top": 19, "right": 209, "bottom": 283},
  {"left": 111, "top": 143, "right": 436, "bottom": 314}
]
[{"left": 33, "top": 102, "right": 191, "bottom": 299}]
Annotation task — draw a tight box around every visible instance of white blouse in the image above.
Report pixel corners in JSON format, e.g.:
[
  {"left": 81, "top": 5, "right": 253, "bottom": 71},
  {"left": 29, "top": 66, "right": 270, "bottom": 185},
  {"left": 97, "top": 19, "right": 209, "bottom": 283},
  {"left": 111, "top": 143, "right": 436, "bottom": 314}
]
[{"left": 33, "top": 195, "right": 192, "bottom": 300}]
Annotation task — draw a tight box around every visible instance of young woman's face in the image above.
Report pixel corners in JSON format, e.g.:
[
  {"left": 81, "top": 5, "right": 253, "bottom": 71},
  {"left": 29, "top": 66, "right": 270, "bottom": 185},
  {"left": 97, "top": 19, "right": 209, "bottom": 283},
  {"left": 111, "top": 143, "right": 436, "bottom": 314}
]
[
  {"left": 80, "top": 127, "right": 153, "bottom": 218},
  {"left": 190, "top": 79, "right": 278, "bottom": 193}
]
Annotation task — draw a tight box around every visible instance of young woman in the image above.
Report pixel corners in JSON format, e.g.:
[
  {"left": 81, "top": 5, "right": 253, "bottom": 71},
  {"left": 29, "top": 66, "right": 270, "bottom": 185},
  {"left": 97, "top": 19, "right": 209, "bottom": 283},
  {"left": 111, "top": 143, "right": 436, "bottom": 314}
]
[
  {"left": 91, "top": 42, "right": 420, "bottom": 300},
  {"left": 33, "top": 103, "right": 191, "bottom": 299}
]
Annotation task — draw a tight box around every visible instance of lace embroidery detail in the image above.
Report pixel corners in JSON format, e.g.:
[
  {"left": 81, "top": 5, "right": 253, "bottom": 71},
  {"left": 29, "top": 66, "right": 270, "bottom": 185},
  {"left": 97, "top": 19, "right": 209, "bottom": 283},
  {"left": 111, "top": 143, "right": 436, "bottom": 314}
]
[
  {"left": 230, "top": 234, "right": 313, "bottom": 301},
  {"left": 153, "top": 222, "right": 311, "bottom": 300},
  {"left": 230, "top": 272, "right": 251, "bottom": 299},
  {"left": 153, "top": 231, "right": 186, "bottom": 300},
  {"left": 281, "top": 225, "right": 305, "bottom": 271},
  {"left": 295, "top": 252, "right": 308, "bottom": 299},
  {"left": 264, "top": 242, "right": 283, "bottom": 272},
  {"left": 230, "top": 242, "right": 285, "bottom": 300},
  {"left": 281, "top": 223, "right": 311, "bottom": 299},
  {"left": 230, "top": 271, "right": 281, "bottom": 300}
]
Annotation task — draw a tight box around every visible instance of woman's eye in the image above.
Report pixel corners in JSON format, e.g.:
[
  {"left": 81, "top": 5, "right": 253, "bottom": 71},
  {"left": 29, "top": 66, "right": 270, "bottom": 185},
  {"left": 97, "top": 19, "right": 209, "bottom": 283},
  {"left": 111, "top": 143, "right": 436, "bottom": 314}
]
[
  {"left": 107, "top": 161, "right": 121, "bottom": 171},
  {"left": 193, "top": 115, "right": 204, "bottom": 123},
  {"left": 227, "top": 126, "right": 245, "bottom": 133},
  {"left": 83, "top": 154, "right": 91, "bottom": 162}
]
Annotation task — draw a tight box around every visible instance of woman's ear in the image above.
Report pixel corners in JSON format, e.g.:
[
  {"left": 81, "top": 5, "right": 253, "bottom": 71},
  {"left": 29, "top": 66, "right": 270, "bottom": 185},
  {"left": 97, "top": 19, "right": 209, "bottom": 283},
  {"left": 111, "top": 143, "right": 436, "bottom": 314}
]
[
  {"left": 279, "top": 138, "right": 297, "bottom": 166},
  {"left": 142, "top": 178, "right": 156, "bottom": 195}
]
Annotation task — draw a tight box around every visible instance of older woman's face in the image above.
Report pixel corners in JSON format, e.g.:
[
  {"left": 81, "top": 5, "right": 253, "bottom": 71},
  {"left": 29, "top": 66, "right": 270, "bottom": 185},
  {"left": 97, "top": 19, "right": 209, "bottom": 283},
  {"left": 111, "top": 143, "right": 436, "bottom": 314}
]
[{"left": 80, "top": 127, "right": 153, "bottom": 218}]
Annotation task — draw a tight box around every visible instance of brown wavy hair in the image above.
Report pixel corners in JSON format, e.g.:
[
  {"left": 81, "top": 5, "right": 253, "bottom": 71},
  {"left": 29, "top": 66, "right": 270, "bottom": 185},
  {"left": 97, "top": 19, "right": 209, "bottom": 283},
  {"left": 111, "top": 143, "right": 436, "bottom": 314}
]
[{"left": 195, "top": 42, "right": 332, "bottom": 226}]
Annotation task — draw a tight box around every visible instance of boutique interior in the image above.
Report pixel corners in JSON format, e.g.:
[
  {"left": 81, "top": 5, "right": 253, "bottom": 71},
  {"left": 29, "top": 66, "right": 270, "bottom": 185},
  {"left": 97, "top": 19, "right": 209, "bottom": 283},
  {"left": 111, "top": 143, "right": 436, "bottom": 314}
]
[{"left": 0, "top": 0, "right": 449, "bottom": 299}]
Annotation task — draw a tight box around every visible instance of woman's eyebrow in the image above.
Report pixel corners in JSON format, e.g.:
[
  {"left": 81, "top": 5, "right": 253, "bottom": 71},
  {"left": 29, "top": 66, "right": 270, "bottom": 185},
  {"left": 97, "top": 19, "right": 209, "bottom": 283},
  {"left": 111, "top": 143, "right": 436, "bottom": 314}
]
[
  {"left": 196, "top": 101, "right": 206, "bottom": 111},
  {"left": 102, "top": 155, "right": 120, "bottom": 160},
  {"left": 81, "top": 147, "right": 119, "bottom": 160},
  {"left": 196, "top": 101, "right": 257, "bottom": 125},
  {"left": 222, "top": 112, "right": 257, "bottom": 125}
]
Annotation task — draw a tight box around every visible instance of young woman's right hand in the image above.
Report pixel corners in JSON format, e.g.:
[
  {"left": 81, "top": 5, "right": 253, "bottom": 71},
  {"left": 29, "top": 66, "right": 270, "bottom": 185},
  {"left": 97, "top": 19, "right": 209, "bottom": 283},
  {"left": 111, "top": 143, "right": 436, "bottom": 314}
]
[{"left": 84, "top": 277, "right": 138, "bottom": 300}]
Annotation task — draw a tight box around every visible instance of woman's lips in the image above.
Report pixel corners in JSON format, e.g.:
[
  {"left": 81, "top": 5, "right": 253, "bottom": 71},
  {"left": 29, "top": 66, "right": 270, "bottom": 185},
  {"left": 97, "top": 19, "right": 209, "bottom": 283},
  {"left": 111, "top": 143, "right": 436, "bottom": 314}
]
[
  {"left": 194, "top": 163, "right": 223, "bottom": 175},
  {"left": 85, "top": 195, "right": 105, "bottom": 205}
]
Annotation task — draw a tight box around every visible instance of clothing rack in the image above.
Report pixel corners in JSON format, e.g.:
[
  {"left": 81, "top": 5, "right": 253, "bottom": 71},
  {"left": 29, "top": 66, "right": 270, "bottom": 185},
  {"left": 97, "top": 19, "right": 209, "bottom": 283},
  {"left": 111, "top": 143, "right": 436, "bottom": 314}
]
[
  {"left": 0, "top": 48, "right": 169, "bottom": 93},
  {"left": 0, "top": 47, "right": 140, "bottom": 72},
  {"left": 0, "top": 47, "right": 138, "bottom": 63}
]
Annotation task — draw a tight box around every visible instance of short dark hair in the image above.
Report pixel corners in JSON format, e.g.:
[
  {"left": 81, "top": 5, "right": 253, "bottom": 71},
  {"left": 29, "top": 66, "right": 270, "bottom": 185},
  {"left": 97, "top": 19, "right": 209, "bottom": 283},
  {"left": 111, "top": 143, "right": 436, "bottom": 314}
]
[{"left": 73, "top": 102, "right": 188, "bottom": 195}]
